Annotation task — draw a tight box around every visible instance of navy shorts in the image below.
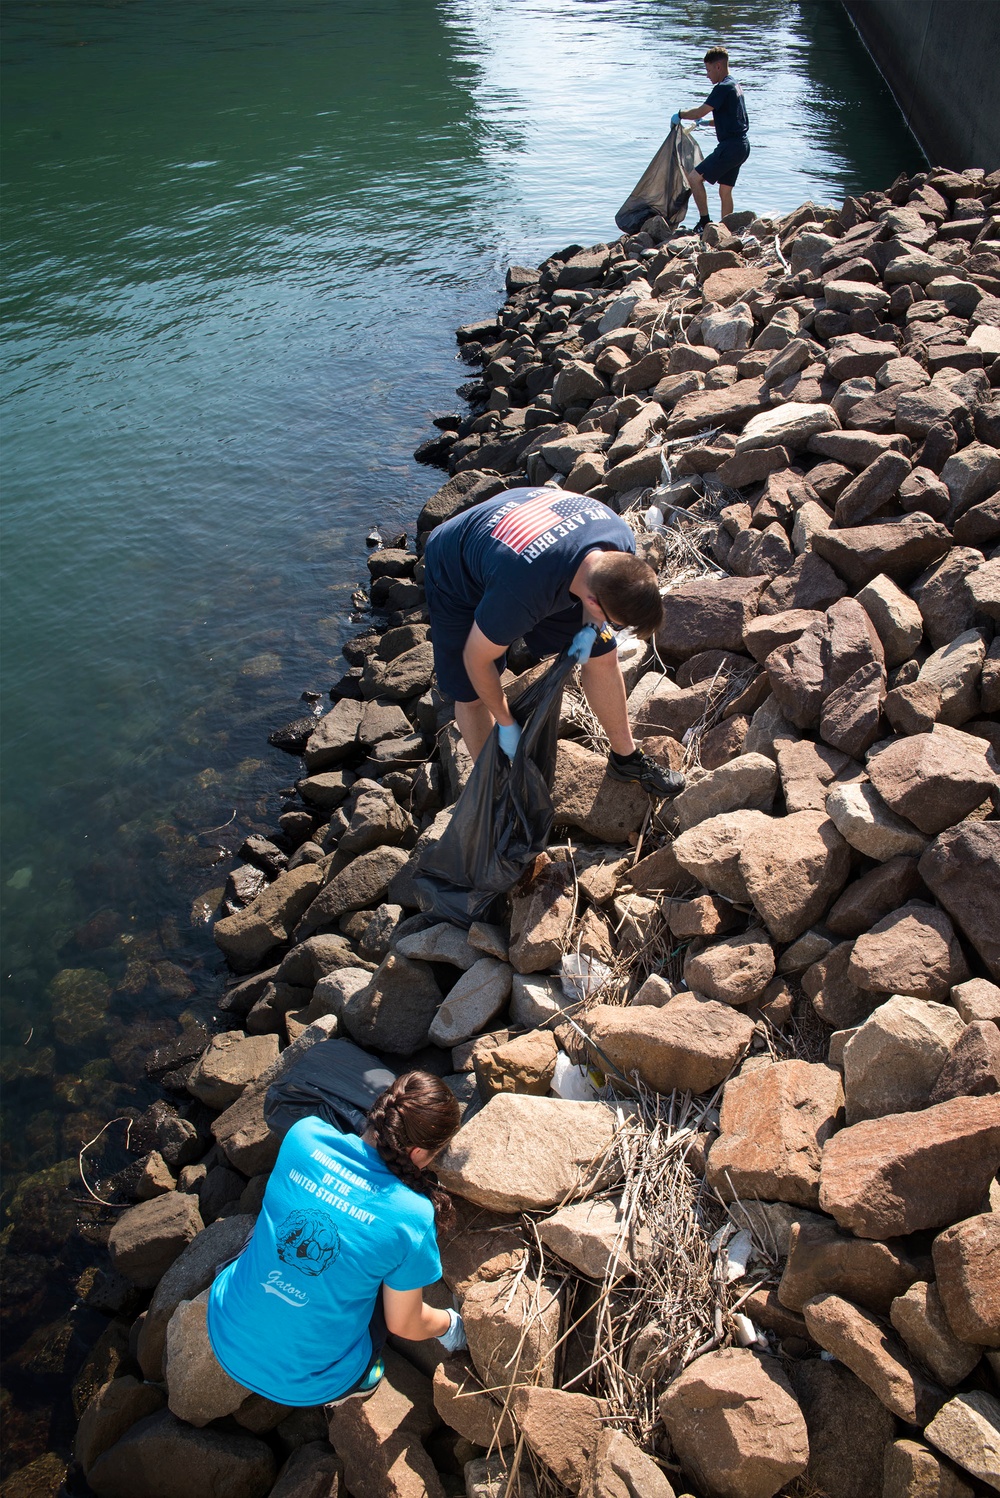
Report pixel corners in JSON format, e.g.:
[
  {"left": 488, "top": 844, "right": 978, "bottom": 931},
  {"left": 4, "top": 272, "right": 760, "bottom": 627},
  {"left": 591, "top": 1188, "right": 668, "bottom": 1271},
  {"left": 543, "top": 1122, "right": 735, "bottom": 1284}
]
[
  {"left": 696, "top": 137, "right": 750, "bottom": 187},
  {"left": 424, "top": 572, "right": 614, "bottom": 703}
]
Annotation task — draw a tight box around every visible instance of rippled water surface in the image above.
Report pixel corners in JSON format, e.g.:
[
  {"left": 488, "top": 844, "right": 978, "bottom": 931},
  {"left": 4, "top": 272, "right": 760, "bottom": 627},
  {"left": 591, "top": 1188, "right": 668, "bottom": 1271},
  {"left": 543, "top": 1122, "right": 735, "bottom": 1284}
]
[{"left": 1, "top": 0, "right": 920, "bottom": 1474}]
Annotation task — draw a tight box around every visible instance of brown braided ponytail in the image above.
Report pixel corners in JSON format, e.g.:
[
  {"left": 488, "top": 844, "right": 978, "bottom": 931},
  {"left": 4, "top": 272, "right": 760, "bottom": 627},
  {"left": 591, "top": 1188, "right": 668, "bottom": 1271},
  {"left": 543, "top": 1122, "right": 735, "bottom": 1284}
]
[{"left": 366, "top": 1071, "right": 461, "bottom": 1230}]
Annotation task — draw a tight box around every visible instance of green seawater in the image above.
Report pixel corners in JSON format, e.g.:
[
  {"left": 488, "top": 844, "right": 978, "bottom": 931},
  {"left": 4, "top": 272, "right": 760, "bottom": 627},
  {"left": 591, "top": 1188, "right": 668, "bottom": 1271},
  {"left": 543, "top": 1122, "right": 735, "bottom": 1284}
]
[{"left": 0, "top": 0, "right": 921, "bottom": 1471}]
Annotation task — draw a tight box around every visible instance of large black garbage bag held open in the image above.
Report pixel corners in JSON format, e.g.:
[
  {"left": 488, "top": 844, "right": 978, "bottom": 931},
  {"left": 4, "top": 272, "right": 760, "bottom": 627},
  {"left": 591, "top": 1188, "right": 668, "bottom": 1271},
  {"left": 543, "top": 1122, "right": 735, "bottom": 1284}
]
[
  {"left": 264, "top": 1038, "right": 397, "bottom": 1142},
  {"left": 413, "top": 649, "right": 579, "bottom": 928},
  {"left": 615, "top": 123, "right": 705, "bottom": 235}
]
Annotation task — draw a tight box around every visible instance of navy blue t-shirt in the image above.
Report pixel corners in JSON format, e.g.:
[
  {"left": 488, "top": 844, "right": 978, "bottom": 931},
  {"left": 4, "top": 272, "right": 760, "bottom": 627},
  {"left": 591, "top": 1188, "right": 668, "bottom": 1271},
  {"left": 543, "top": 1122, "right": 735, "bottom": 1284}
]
[
  {"left": 424, "top": 488, "right": 636, "bottom": 648},
  {"left": 706, "top": 77, "right": 749, "bottom": 141}
]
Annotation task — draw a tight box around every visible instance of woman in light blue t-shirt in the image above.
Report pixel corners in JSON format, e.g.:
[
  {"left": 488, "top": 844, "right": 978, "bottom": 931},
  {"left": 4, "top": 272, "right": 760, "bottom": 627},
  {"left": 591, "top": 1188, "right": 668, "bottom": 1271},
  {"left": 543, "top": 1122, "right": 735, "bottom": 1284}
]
[{"left": 207, "top": 1071, "right": 465, "bottom": 1408}]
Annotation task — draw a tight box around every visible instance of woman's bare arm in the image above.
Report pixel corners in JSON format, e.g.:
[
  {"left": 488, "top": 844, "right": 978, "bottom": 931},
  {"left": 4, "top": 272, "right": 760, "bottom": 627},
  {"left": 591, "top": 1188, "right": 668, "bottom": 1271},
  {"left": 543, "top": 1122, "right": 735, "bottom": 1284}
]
[{"left": 382, "top": 1285, "right": 451, "bottom": 1342}]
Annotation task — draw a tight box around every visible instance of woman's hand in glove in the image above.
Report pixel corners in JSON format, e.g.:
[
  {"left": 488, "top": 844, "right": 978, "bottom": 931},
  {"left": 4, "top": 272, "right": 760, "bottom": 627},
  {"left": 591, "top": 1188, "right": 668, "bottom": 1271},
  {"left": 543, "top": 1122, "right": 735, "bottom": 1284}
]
[
  {"left": 438, "top": 1308, "right": 467, "bottom": 1353},
  {"left": 497, "top": 722, "right": 522, "bottom": 761}
]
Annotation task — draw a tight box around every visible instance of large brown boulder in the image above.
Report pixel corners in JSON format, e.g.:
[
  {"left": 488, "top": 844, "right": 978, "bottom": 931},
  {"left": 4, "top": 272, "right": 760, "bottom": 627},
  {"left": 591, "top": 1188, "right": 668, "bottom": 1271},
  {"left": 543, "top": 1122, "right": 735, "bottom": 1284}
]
[
  {"left": 707, "top": 1060, "right": 844, "bottom": 1208},
  {"left": 436, "top": 1094, "right": 621, "bottom": 1212},
  {"left": 802, "top": 940, "right": 876, "bottom": 1029},
  {"left": 85, "top": 1409, "right": 276, "bottom": 1498},
  {"left": 672, "top": 810, "right": 772, "bottom": 903},
  {"left": 924, "top": 1391, "right": 1000, "bottom": 1490},
  {"left": 108, "top": 1194, "right": 204, "bottom": 1289},
  {"left": 432, "top": 1355, "right": 515, "bottom": 1448},
  {"left": 462, "top": 1261, "right": 561, "bottom": 1395},
  {"left": 932, "top": 1213, "right": 1000, "bottom": 1348},
  {"left": 656, "top": 577, "right": 766, "bottom": 661},
  {"left": 812, "top": 515, "right": 952, "bottom": 589},
  {"left": 341, "top": 953, "right": 442, "bottom": 1054},
  {"left": 889, "top": 1281, "right": 983, "bottom": 1388},
  {"left": 856, "top": 573, "right": 924, "bottom": 669},
  {"left": 552, "top": 741, "right": 649, "bottom": 841},
  {"left": 882, "top": 1439, "right": 974, "bottom": 1498},
  {"left": 537, "top": 1195, "right": 649, "bottom": 1280},
  {"left": 775, "top": 738, "right": 862, "bottom": 815},
  {"left": 826, "top": 855, "right": 924, "bottom": 938},
  {"left": 295, "top": 845, "right": 409, "bottom": 936},
  {"left": 765, "top": 598, "right": 886, "bottom": 757},
  {"left": 842, "top": 996, "right": 965, "bottom": 1122},
  {"left": 668, "top": 379, "right": 770, "bottom": 439},
  {"left": 779, "top": 1217, "right": 929, "bottom": 1316},
  {"left": 930, "top": 1019, "right": 1000, "bottom": 1103},
  {"left": 579, "top": 1429, "right": 676, "bottom": 1498},
  {"left": 659, "top": 1348, "right": 809, "bottom": 1498},
  {"left": 866, "top": 732, "right": 998, "bottom": 837},
  {"left": 186, "top": 1033, "right": 280, "bottom": 1111},
  {"left": 582, "top": 992, "right": 754, "bottom": 1094},
  {"left": 75, "top": 1377, "right": 167, "bottom": 1479},
  {"left": 738, "top": 811, "right": 851, "bottom": 942},
  {"left": 919, "top": 821, "right": 1000, "bottom": 979},
  {"left": 326, "top": 1348, "right": 444, "bottom": 1498},
  {"left": 818, "top": 1095, "right": 1000, "bottom": 1238},
  {"left": 825, "top": 779, "right": 928, "bottom": 861},
  {"left": 475, "top": 1029, "right": 558, "bottom": 1097},
  {"left": 802, "top": 1294, "right": 945, "bottom": 1425},
  {"left": 671, "top": 753, "right": 778, "bottom": 831},
  {"left": 683, "top": 929, "right": 776, "bottom": 1005},
  {"left": 790, "top": 1359, "right": 895, "bottom": 1498},
  {"left": 510, "top": 1388, "right": 606, "bottom": 1493},
  {"left": 951, "top": 977, "right": 1000, "bottom": 1025},
  {"left": 214, "top": 860, "right": 331, "bottom": 972},
  {"left": 211, "top": 1017, "right": 337, "bottom": 1175},
  {"left": 269, "top": 1445, "right": 344, "bottom": 1498},
  {"left": 508, "top": 854, "right": 576, "bottom": 974},
  {"left": 164, "top": 1290, "right": 247, "bottom": 1428},
  {"left": 136, "top": 1217, "right": 255, "bottom": 1382},
  {"left": 848, "top": 903, "right": 965, "bottom": 1004},
  {"left": 302, "top": 698, "right": 364, "bottom": 769}
]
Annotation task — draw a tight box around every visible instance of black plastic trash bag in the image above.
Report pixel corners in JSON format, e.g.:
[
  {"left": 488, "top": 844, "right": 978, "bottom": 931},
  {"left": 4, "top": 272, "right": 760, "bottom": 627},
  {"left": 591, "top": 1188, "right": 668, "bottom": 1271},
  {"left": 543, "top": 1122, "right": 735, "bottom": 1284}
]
[
  {"left": 413, "top": 649, "right": 579, "bottom": 928},
  {"left": 615, "top": 123, "right": 705, "bottom": 235},
  {"left": 264, "top": 1037, "right": 397, "bottom": 1142}
]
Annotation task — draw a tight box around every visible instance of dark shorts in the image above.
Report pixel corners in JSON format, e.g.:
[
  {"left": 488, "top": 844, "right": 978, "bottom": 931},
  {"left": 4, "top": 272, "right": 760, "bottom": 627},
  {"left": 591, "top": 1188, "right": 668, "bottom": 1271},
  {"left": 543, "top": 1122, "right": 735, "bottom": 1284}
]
[
  {"left": 424, "top": 571, "right": 614, "bottom": 702},
  {"left": 696, "top": 137, "right": 750, "bottom": 188}
]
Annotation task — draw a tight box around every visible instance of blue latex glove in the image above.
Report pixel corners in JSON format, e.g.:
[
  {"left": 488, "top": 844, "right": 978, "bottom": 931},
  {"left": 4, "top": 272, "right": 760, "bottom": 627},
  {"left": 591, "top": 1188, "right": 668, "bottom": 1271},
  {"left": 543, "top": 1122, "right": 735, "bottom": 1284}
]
[
  {"left": 438, "top": 1308, "right": 467, "bottom": 1353},
  {"left": 671, "top": 111, "right": 681, "bottom": 127},
  {"left": 568, "top": 625, "right": 598, "bottom": 665},
  {"left": 497, "top": 722, "right": 521, "bottom": 761}
]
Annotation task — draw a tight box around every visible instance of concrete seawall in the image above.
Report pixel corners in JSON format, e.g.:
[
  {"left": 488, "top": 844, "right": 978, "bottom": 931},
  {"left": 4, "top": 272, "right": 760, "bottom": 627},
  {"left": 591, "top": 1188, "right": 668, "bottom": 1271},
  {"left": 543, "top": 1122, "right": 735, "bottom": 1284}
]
[{"left": 842, "top": 0, "right": 1000, "bottom": 171}]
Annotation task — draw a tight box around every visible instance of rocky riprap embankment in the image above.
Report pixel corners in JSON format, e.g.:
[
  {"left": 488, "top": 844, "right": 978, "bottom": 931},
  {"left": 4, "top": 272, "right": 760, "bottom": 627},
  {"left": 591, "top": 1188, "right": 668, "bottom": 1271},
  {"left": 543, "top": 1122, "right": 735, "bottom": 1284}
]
[{"left": 56, "top": 163, "right": 1000, "bottom": 1498}]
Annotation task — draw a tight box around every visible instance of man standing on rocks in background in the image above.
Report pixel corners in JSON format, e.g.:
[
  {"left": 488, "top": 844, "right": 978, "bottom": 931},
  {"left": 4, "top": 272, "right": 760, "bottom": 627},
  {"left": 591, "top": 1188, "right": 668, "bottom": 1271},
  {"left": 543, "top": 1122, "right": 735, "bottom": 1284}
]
[
  {"left": 672, "top": 45, "right": 750, "bottom": 234},
  {"left": 423, "top": 486, "right": 685, "bottom": 799}
]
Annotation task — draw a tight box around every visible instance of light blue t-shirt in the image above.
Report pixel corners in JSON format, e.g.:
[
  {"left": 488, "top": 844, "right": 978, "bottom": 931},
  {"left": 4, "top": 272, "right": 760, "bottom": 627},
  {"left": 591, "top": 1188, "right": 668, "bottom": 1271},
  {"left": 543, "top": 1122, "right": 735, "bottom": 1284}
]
[{"left": 206, "top": 1117, "right": 442, "bottom": 1406}]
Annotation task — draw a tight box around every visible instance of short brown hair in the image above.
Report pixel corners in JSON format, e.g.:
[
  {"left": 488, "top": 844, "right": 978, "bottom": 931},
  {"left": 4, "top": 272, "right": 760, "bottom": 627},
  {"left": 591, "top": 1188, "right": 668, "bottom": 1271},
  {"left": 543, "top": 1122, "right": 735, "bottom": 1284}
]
[
  {"left": 704, "top": 46, "right": 729, "bottom": 64},
  {"left": 593, "top": 554, "right": 663, "bottom": 639}
]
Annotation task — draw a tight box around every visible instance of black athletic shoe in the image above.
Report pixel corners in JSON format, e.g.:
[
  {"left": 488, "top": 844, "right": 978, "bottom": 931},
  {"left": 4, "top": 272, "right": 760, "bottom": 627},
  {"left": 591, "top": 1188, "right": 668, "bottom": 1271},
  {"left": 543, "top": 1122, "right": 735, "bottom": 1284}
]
[
  {"left": 694, "top": 214, "right": 712, "bottom": 234},
  {"left": 607, "top": 751, "right": 686, "bottom": 799}
]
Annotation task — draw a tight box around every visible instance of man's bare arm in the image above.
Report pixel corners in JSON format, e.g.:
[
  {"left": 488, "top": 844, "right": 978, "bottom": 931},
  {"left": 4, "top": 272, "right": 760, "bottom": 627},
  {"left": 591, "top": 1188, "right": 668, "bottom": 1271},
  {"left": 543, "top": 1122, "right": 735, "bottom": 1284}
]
[
  {"left": 679, "top": 104, "right": 713, "bottom": 121},
  {"left": 462, "top": 624, "right": 514, "bottom": 726}
]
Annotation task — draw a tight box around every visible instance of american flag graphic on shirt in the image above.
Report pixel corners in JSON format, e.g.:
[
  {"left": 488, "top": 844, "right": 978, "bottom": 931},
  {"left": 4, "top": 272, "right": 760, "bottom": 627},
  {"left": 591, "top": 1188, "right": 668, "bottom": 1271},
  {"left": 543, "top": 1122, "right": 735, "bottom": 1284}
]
[{"left": 489, "top": 492, "right": 568, "bottom": 555}]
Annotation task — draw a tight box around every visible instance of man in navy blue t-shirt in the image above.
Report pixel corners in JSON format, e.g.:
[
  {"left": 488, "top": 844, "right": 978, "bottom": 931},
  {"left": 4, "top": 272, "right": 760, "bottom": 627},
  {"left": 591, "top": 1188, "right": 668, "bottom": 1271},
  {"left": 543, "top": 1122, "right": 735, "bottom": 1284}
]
[
  {"left": 423, "top": 488, "right": 684, "bottom": 798},
  {"left": 672, "top": 45, "right": 750, "bottom": 233}
]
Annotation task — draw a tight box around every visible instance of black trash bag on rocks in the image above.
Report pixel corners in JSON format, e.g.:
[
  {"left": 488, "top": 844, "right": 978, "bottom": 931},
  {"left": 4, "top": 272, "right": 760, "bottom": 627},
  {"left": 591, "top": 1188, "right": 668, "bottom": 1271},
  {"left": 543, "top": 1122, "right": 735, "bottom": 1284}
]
[
  {"left": 413, "top": 650, "right": 579, "bottom": 928},
  {"left": 264, "top": 1038, "right": 396, "bottom": 1141},
  {"left": 615, "top": 123, "right": 705, "bottom": 235}
]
